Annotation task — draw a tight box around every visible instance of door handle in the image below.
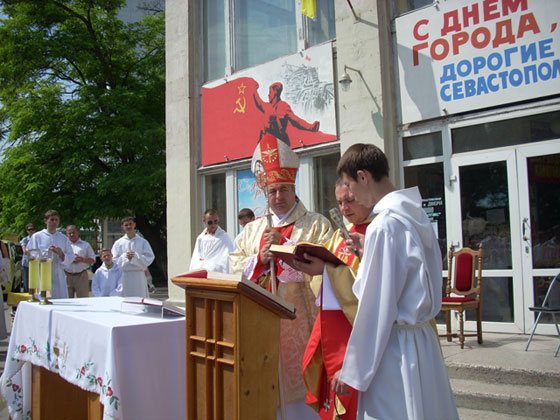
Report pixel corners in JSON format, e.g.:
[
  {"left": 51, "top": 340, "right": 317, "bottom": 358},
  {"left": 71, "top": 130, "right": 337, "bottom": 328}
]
[{"left": 522, "top": 217, "right": 529, "bottom": 242}]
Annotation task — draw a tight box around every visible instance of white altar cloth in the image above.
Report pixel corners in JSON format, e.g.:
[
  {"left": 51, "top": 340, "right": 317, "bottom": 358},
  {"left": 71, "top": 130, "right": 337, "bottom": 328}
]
[{"left": 0, "top": 296, "right": 186, "bottom": 420}]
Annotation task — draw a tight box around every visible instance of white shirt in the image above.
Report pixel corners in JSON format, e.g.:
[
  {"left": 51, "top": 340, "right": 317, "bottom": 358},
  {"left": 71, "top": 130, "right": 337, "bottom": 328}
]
[{"left": 66, "top": 238, "right": 96, "bottom": 273}]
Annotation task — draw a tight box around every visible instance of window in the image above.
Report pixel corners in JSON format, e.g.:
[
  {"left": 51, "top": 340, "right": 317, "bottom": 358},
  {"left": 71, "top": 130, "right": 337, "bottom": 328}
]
[
  {"left": 404, "top": 163, "right": 447, "bottom": 262},
  {"left": 205, "top": 173, "right": 228, "bottom": 232},
  {"left": 234, "top": 0, "right": 297, "bottom": 71},
  {"left": 394, "top": 0, "right": 433, "bottom": 16},
  {"left": 203, "top": 0, "right": 226, "bottom": 82},
  {"left": 203, "top": 0, "right": 336, "bottom": 82},
  {"left": 452, "top": 111, "right": 560, "bottom": 154},
  {"left": 403, "top": 132, "right": 442, "bottom": 160},
  {"left": 306, "top": 1, "right": 336, "bottom": 47},
  {"left": 314, "top": 153, "right": 340, "bottom": 218}
]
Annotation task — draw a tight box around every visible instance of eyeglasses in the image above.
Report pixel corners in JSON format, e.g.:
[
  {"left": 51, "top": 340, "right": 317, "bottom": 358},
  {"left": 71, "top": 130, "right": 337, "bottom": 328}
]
[
  {"left": 27, "top": 228, "right": 36, "bottom": 232},
  {"left": 206, "top": 220, "right": 219, "bottom": 225}
]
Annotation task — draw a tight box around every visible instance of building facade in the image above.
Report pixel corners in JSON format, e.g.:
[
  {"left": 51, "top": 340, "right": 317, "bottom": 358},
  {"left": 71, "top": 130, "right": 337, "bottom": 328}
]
[{"left": 166, "top": 0, "right": 560, "bottom": 335}]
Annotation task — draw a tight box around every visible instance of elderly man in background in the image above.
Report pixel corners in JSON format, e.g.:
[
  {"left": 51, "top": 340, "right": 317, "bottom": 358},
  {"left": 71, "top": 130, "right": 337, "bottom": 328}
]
[
  {"left": 230, "top": 133, "right": 332, "bottom": 420},
  {"left": 65, "top": 225, "right": 96, "bottom": 298}
]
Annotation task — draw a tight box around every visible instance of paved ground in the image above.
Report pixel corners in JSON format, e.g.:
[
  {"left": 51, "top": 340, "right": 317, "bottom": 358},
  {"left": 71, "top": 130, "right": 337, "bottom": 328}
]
[
  {"left": 0, "top": 290, "right": 558, "bottom": 419},
  {"left": 441, "top": 330, "right": 560, "bottom": 375}
]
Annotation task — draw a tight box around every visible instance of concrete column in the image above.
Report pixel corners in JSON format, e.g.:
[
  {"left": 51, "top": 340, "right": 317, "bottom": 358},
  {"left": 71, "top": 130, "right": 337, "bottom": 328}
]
[{"left": 165, "top": 0, "right": 202, "bottom": 305}]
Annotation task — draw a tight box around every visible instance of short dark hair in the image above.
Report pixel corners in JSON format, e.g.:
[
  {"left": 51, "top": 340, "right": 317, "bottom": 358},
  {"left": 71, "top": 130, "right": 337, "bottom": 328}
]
[
  {"left": 121, "top": 216, "right": 135, "bottom": 224},
  {"left": 238, "top": 208, "right": 255, "bottom": 220},
  {"left": 337, "top": 143, "right": 389, "bottom": 182},
  {"left": 44, "top": 209, "right": 59, "bottom": 219},
  {"left": 100, "top": 248, "right": 112, "bottom": 256},
  {"left": 25, "top": 223, "right": 36, "bottom": 230},
  {"left": 204, "top": 209, "right": 218, "bottom": 218}
]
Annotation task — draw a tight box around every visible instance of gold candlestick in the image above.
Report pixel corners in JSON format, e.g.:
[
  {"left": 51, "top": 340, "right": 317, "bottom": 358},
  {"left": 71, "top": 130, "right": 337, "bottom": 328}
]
[
  {"left": 27, "top": 250, "right": 41, "bottom": 302},
  {"left": 39, "top": 290, "right": 52, "bottom": 305},
  {"left": 27, "top": 288, "right": 40, "bottom": 302},
  {"left": 38, "top": 249, "right": 53, "bottom": 305}
]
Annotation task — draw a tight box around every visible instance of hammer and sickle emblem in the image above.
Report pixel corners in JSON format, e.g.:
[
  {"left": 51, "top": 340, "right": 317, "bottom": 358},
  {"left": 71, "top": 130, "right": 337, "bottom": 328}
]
[{"left": 234, "top": 97, "right": 246, "bottom": 113}]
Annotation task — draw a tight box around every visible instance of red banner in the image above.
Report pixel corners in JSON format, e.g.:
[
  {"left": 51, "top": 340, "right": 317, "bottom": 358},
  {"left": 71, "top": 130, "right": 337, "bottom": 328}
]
[{"left": 202, "top": 77, "right": 337, "bottom": 166}]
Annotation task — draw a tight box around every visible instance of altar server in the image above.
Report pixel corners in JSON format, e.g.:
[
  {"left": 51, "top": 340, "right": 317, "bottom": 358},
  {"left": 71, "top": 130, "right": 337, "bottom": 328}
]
[
  {"left": 27, "top": 210, "right": 74, "bottom": 299},
  {"left": 333, "top": 144, "right": 458, "bottom": 420},
  {"left": 189, "top": 209, "right": 234, "bottom": 274},
  {"left": 111, "top": 217, "right": 154, "bottom": 298},
  {"left": 91, "top": 248, "right": 122, "bottom": 297}
]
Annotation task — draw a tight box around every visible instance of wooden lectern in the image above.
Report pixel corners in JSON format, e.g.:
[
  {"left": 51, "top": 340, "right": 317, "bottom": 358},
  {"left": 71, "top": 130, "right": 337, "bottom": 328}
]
[{"left": 172, "top": 276, "right": 296, "bottom": 420}]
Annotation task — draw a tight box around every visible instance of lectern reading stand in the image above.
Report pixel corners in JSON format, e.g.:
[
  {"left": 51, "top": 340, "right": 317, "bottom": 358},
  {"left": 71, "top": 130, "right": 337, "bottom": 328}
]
[{"left": 172, "top": 274, "right": 296, "bottom": 420}]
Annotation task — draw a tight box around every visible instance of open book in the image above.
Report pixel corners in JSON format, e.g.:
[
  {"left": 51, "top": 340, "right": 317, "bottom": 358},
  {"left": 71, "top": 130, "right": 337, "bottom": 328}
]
[
  {"left": 121, "top": 297, "right": 185, "bottom": 317},
  {"left": 270, "top": 242, "right": 344, "bottom": 267},
  {"left": 175, "top": 270, "right": 295, "bottom": 313}
]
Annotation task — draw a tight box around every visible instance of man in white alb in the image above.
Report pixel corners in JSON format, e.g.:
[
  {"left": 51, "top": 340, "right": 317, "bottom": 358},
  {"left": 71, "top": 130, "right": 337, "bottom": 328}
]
[
  {"left": 332, "top": 143, "right": 459, "bottom": 420},
  {"left": 27, "top": 210, "right": 75, "bottom": 299},
  {"left": 189, "top": 209, "right": 234, "bottom": 274},
  {"left": 111, "top": 216, "right": 155, "bottom": 298}
]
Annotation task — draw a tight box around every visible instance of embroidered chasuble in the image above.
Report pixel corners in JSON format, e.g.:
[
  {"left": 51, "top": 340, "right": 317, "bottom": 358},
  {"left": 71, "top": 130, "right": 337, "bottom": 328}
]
[
  {"left": 229, "top": 200, "right": 333, "bottom": 403},
  {"left": 303, "top": 218, "right": 371, "bottom": 420}
]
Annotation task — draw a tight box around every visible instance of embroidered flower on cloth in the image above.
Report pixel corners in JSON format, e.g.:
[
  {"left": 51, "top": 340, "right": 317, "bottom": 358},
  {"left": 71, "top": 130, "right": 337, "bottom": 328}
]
[
  {"left": 14, "top": 339, "right": 41, "bottom": 359},
  {"left": 76, "top": 363, "right": 120, "bottom": 411},
  {"left": 4, "top": 378, "right": 30, "bottom": 419}
]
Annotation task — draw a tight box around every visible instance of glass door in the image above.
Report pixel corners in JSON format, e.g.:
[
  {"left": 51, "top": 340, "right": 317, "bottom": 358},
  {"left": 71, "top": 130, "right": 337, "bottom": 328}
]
[
  {"left": 517, "top": 144, "right": 560, "bottom": 335},
  {"left": 451, "top": 150, "right": 524, "bottom": 333},
  {"left": 449, "top": 144, "right": 560, "bottom": 334}
]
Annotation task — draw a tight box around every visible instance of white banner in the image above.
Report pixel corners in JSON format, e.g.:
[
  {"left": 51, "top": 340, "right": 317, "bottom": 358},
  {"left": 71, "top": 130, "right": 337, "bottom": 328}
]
[{"left": 396, "top": 0, "right": 560, "bottom": 124}]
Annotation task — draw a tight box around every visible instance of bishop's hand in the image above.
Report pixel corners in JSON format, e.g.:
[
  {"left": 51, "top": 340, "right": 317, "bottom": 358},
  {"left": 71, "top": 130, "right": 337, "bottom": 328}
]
[
  {"left": 259, "top": 243, "right": 275, "bottom": 265},
  {"left": 263, "top": 226, "right": 283, "bottom": 246}
]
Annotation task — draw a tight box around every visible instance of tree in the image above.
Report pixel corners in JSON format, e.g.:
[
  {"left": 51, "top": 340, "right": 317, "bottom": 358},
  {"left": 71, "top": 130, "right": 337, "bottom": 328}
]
[{"left": 0, "top": 0, "right": 167, "bottom": 279}]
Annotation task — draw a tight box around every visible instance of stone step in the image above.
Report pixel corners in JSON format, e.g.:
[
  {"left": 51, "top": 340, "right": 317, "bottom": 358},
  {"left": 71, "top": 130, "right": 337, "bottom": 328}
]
[
  {"left": 450, "top": 377, "right": 560, "bottom": 419},
  {"left": 447, "top": 362, "right": 560, "bottom": 388},
  {"left": 457, "top": 406, "right": 545, "bottom": 420}
]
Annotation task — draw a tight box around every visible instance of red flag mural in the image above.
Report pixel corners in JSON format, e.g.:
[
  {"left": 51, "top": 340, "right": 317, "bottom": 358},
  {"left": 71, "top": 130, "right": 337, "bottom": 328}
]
[{"left": 202, "top": 77, "right": 337, "bottom": 166}]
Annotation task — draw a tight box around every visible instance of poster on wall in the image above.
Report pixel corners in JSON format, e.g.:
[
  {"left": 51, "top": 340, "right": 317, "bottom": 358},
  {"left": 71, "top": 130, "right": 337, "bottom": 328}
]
[
  {"left": 202, "top": 42, "right": 337, "bottom": 166},
  {"left": 396, "top": 0, "right": 560, "bottom": 124},
  {"left": 237, "top": 169, "right": 301, "bottom": 220}
]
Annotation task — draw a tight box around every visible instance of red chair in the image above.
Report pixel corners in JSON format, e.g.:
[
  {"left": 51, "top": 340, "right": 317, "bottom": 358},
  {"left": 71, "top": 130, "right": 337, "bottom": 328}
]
[{"left": 440, "top": 244, "right": 484, "bottom": 349}]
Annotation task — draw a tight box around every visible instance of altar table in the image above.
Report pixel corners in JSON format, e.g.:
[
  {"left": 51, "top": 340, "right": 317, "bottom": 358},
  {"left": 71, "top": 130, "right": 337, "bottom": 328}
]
[{"left": 1, "top": 296, "right": 186, "bottom": 420}]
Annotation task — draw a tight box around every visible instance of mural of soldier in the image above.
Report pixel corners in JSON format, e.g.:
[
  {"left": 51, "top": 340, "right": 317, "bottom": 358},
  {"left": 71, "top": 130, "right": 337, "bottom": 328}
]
[{"left": 253, "top": 82, "right": 320, "bottom": 146}]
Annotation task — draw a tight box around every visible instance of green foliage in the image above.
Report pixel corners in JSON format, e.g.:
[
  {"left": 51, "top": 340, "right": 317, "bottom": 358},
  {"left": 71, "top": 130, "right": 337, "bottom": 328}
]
[{"left": 0, "top": 0, "right": 166, "bottom": 272}]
